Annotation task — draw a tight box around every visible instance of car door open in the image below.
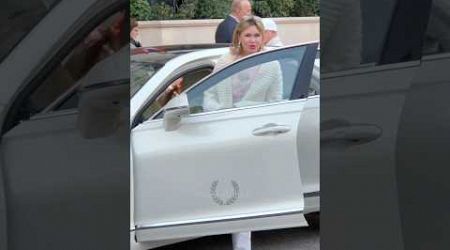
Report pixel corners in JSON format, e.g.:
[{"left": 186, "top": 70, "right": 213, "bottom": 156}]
[{"left": 131, "top": 44, "right": 318, "bottom": 242}]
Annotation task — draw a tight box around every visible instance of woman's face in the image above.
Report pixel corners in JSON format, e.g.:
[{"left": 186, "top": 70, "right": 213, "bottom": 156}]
[
  {"left": 130, "top": 27, "right": 139, "bottom": 40},
  {"left": 239, "top": 25, "right": 262, "bottom": 56}
]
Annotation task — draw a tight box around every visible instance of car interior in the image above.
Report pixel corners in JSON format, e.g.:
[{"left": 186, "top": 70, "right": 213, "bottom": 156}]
[
  {"left": 3, "top": 10, "right": 127, "bottom": 133},
  {"left": 141, "top": 66, "right": 214, "bottom": 121}
]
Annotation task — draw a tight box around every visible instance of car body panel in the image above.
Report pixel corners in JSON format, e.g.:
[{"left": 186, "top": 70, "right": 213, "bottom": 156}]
[
  {"left": 132, "top": 100, "right": 307, "bottom": 241},
  {"left": 297, "top": 95, "right": 319, "bottom": 209},
  {"left": 0, "top": 1, "right": 130, "bottom": 249},
  {"left": 395, "top": 52, "right": 450, "bottom": 249},
  {"left": 321, "top": 60, "right": 420, "bottom": 249},
  {"left": 130, "top": 43, "right": 319, "bottom": 244}
]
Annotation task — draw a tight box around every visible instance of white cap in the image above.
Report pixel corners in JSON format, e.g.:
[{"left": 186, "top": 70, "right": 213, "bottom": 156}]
[{"left": 262, "top": 18, "right": 278, "bottom": 32}]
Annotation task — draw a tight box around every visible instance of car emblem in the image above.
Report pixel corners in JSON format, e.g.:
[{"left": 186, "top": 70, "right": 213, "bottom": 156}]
[{"left": 210, "top": 180, "right": 240, "bottom": 206}]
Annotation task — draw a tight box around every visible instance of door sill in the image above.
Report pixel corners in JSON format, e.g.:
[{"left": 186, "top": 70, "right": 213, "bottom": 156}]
[{"left": 135, "top": 209, "right": 307, "bottom": 242}]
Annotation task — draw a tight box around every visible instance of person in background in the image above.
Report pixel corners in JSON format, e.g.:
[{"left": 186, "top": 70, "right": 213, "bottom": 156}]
[
  {"left": 130, "top": 18, "right": 142, "bottom": 48},
  {"left": 215, "top": 0, "right": 252, "bottom": 43},
  {"left": 262, "top": 18, "right": 283, "bottom": 47}
]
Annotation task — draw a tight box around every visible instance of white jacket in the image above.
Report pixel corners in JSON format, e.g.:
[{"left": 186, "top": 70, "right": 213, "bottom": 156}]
[
  {"left": 266, "top": 36, "right": 284, "bottom": 47},
  {"left": 203, "top": 53, "right": 283, "bottom": 112}
]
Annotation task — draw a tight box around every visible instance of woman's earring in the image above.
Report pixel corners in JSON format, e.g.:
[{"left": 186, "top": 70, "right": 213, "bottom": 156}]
[{"left": 238, "top": 41, "right": 241, "bottom": 48}]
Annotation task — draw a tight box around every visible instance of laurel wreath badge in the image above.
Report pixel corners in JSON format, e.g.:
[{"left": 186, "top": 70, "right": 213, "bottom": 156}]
[{"left": 210, "top": 180, "right": 240, "bottom": 206}]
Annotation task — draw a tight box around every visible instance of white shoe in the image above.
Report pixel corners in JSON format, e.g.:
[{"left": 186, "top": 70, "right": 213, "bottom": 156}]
[{"left": 232, "top": 231, "right": 251, "bottom": 250}]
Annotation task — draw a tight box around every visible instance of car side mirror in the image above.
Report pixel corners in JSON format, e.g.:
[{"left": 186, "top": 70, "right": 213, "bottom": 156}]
[
  {"left": 163, "top": 93, "right": 190, "bottom": 131},
  {"left": 77, "top": 82, "right": 128, "bottom": 138}
]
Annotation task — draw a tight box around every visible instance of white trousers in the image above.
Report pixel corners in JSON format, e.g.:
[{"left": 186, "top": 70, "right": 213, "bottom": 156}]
[{"left": 232, "top": 231, "right": 251, "bottom": 250}]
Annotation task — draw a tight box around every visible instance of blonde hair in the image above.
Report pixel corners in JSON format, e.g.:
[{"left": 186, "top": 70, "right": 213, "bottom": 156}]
[{"left": 231, "top": 16, "right": 265, "bottom": 56}]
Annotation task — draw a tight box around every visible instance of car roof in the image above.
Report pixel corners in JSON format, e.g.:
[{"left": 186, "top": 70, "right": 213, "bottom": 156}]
[
  {"left": 131, "top": 43, "right": 230, "bottom": 69},
  {"left": 131, "top": 43, "right": 230, "bottom": 55}
]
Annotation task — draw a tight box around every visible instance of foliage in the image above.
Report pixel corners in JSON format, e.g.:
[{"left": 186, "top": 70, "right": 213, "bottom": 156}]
[
  {"left": 131, "top": 0, "right": 319, "bottom": 20},
  {"left": 194, "top": 0, "right": 231, "bottom": 19},
  {"left": 254, "top": 0, "right": 295, "bottom": 17},
  {"left": 252, "top": 1, "right": 271, "bottom": 17},
  {"left": 174, "top": 0, "right": 197, "bottom": 19},
  {"left": 292, "top": 0, "right": 320, "bottom": 16},
  {"left": 148, "top": 2, "right": 174, "bottom": 20},
  {"left": 130, "top": 0, "right": 152, "bottom": 20}
]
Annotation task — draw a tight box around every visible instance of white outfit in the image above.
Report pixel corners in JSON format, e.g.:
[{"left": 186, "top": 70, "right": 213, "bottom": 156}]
[
  {"left": 262, "top": 18, "right": 278, "bottom": 31},
  {"left": 262, "top": 18, "right": 284, "bottom": 47},
  {"left": 266, "top": 36, "right": 284, "bottom": 47},
  {"left": 232, "top": 231, "right": 252, "bottom": 250},
  {"left": 203, "top": 52, "right": 283, "bottom": 112},
  {"left": 204, "top": 51, "right": 282, "bottom": 250}
]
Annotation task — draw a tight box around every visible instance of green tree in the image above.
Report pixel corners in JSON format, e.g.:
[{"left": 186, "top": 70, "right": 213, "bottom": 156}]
[
  {"left": 194, "top": 0, "right": 230, "bottom": 19},
  {"left": 261, "top": 0, "right": 296, "bottom": 17},
  {"left": 175, "top": 0, "right": 197, "bottom": 19},
  {"left": 148, "top": 2, "right": 173, "bottom": 20},
  {"left": 292, "top": 0, "right": 319, "bottom": 16},
  {"left": 253, "top": 0, "right": 271, "bottom": 17},
  {"left": 130, "top": 0, "right": 152, "bottom": 20},
  {"left": 132, "top": 0, "right": 319, "bottom": 20}
]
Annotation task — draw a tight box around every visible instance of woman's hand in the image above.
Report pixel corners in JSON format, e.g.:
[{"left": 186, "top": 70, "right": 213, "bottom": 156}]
[
  {"left": 157, "top": 77, "right": 184, "bottom": 107},
  {"left": 165, "top": 77, "right": 184, "bottom": 97}
]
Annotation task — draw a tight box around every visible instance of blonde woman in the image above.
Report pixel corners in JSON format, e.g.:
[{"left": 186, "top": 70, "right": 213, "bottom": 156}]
[
  {"left": 206, "top": 16, "right": 282, "bottom": 250},
  {"left": 204, "top": 16, "right": 283, "bottom": 112}
]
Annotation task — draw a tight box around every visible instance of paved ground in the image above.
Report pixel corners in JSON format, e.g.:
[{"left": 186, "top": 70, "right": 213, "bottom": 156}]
[{"left": 156, "top": 226, "right": 319, "bottom": 250}]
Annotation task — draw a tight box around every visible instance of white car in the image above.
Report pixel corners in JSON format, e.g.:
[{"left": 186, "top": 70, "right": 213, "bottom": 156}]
[
  {"left": 0, "top": 1, "right": 130, "bottom": 249},
  {"left": 130, "top": 42, "right": 320, "bottom": 249}
]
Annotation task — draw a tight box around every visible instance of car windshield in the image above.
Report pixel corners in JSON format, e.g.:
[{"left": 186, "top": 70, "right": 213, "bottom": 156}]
[{"left": 0, "top": 0, "right": 62, "bottom": 63}]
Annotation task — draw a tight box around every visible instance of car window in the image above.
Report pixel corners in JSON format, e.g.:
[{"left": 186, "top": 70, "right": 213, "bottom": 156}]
[
  {"left": 130, "top": 52, "right": 180, "bottom": 97},
  {"left": 3, "top": 9, "right": 127, "bottom": 132},
  {"left": 51, "top": 11, "right": 127, "bottom": 111},
  {"left": 422, "top": 0, "right": 450, "bottom": 56},
  {"left": 131, "top": 61, "right": 162, "bottom": 97},
  {"left": 186, "top": 46, "right": 306, "bottom": 115},
  {"left": 130, "top": 48, "right": 228, "bottom": 97},
  {"left": 38, "top": 11, "right": 127, "bottom": 111},
  {"left": 141, "top": 67, "right": 213, "bottom": 121},
  {"left": 0, "top": 0, "right": 62, "bottom": 63},
  {"left": 321, "top": 0, "right": 400, "bottom": 72}
]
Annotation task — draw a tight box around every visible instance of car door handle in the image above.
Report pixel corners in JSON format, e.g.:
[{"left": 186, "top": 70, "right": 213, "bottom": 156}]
[
  {"left": 252, "top": 123, "right": 291, "bottom": 136},
  {"left": 321, "top": 119, "right": 382, "bottom": 145}
]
